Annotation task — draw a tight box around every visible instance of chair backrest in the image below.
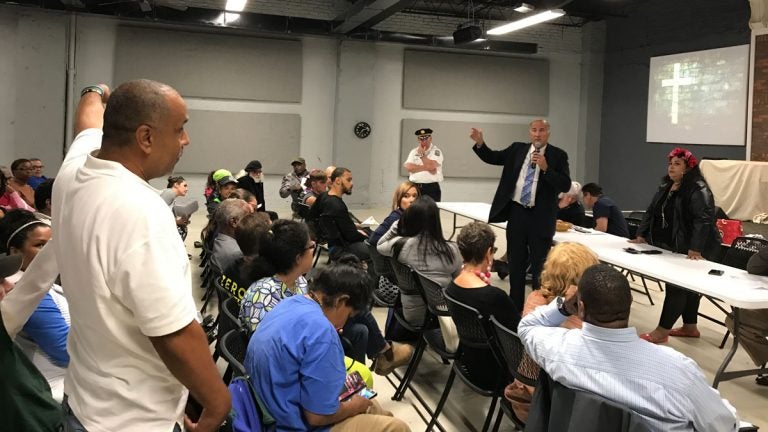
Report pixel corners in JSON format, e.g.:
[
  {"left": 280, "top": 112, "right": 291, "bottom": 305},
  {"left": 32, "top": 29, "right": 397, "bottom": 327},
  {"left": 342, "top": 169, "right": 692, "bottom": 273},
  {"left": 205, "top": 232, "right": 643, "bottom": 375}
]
[
  {"left": 627, "top": 211, "right": 645, "bottom": 220},
  {"left": 490, "top": 315, "right": 539, "bottom": 387},
  {"left": 221, "top": 328, "right": 249, "bottom": 378},
  {"left": 526, "top": 371, "right": 652, "bottom": 432},
  {"left": 624, "top": 217, "right": 642, "bottom": 239},
  {"left": 367, "top": 241, "right": 396, "bottom": 281},
  {"left": 443, "top": 289, "right": 492, "bottom": 350},
  {"left": 389, "top": 257, "right": 421, "bottom": 297},
  {"left": 415, "top": 271, "right": 450, "bottom": 316},
  {"left": 722, "top": 236, "right": 768, "bottom": 270},
  {"left": 220, "top": 296, "right": 244, "bottom": 340}
]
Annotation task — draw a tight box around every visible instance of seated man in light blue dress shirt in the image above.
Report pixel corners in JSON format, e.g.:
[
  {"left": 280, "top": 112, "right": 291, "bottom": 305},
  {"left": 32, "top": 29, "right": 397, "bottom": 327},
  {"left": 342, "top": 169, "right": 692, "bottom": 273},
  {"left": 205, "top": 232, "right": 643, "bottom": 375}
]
[{"left": 519, "top": 264, "right": 739, "bottom": 432}]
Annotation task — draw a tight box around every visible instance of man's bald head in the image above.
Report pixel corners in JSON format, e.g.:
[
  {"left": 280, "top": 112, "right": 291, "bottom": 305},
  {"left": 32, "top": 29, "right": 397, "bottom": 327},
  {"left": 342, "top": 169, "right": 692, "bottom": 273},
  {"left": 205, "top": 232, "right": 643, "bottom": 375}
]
[{"left": 102, "top": 79, "right": 178, "bottom": 147}]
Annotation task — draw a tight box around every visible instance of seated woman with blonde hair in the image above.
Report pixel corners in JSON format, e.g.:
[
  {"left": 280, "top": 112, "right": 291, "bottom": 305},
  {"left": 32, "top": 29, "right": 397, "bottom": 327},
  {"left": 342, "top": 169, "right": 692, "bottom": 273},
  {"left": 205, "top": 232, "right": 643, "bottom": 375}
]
[{"left": 505, "top": 242, "right": 599, "bottom": 422}]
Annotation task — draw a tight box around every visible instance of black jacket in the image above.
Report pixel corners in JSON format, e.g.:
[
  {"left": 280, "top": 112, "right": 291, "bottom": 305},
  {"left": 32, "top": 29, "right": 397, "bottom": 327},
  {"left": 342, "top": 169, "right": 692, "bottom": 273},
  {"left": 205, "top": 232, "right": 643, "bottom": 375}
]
[
  {"left": 637, "top": 173, "right": 721, "bottom": 259},
  {"left": 473, "top": 141, "right": 571, "bottom": 233}
]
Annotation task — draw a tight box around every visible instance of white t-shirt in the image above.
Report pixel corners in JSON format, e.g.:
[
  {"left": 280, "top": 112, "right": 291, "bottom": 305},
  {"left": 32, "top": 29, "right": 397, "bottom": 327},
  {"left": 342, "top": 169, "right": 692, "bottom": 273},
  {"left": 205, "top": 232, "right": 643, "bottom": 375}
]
[
  {"left": 405, "top": 144, "right": 444, "bottom": 183},
  {"left": 52, "top": 130, "right": 197, "bottom": 431}
]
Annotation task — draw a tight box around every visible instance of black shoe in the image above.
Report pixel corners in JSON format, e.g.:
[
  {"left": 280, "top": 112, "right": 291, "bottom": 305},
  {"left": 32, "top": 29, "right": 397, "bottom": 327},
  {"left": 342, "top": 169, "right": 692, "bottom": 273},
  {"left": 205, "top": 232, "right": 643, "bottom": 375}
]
[
  {"left": 757, "top": 375, "right": 768, "bottom": 386},
  {"left": 194, "top": 241, "right": 203, "bottom": 248}
]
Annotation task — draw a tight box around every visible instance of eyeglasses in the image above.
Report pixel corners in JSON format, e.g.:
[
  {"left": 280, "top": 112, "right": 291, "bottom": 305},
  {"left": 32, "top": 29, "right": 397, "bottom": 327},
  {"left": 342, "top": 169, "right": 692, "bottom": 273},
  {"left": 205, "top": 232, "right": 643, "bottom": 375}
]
[
  {"left": 417, "top": 135, "right": 431, "bottom": 141},
  {"left": 306, "top": 241, "right": 317, "bottom": 250},
  {"left": 32, "top": 165, "right": 43, "bottom": 169}
]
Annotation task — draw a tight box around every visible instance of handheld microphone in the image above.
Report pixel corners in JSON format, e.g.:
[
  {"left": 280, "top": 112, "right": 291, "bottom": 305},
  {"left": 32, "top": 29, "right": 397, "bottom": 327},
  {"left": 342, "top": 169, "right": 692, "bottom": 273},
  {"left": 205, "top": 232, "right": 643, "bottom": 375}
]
[{"left": 531, "top": 141, "right": 543, "bottom": 169}]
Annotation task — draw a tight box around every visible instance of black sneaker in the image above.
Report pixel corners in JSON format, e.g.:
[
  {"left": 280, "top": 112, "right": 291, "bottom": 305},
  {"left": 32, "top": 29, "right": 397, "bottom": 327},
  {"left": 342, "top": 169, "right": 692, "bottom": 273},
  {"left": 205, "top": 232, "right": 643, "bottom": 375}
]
[
  {"left": 757, "top": 375, "right": 768, "bottom": 386},
  {"left": 194, "top": 241, "right": 203, "bottom": 248}
]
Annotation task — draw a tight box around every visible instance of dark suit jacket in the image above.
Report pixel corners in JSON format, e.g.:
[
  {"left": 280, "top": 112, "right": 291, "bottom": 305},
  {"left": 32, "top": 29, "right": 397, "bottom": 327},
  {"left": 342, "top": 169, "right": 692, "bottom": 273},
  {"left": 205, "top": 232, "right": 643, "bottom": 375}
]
[{"left": 473, "top": 141, "right": 570, "bottom": 234}]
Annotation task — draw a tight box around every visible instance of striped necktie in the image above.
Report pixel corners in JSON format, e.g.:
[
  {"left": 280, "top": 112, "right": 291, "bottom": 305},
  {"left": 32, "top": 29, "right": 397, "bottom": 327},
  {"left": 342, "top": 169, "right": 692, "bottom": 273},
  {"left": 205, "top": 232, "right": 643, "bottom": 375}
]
[{"left": 520, "top": 159, "right": 536, "bottom": 206}]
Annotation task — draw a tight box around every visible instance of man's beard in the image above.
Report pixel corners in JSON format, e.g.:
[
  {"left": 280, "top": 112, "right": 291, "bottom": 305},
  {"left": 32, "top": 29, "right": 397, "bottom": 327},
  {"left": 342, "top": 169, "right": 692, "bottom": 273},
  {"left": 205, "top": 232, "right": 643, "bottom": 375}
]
[{"left": 344, "top": 187, "right": 352, "bottom": 195}]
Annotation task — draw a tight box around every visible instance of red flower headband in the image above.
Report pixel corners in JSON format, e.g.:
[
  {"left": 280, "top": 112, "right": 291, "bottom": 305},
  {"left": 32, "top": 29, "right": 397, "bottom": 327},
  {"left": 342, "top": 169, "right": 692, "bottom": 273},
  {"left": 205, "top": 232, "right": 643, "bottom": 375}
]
[{"left": 668, "top": 147, "right": 698, "bottom": 169}]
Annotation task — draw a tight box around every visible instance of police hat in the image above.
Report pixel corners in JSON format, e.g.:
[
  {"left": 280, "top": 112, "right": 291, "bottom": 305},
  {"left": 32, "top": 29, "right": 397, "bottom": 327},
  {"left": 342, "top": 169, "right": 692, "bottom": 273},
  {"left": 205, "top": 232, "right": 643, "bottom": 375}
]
[{"left": 415, "top": 128, "right": 433, "bottom": 136}]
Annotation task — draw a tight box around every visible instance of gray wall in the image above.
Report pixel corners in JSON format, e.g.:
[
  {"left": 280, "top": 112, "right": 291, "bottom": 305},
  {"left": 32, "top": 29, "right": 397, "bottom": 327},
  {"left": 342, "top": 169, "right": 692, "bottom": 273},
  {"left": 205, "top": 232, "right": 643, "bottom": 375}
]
[
  {"left": 600, "top": 0, "right": 751, "bottom": 210},
  {"left": 0, "top": 5, "right": 602, "bottom": 209}
]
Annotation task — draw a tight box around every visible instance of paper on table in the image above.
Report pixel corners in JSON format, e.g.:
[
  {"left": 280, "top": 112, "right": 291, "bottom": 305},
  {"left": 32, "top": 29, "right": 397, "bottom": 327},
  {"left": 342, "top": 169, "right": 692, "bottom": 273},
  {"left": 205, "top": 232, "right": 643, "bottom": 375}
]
[
  {"left": 360, "top": 216, "right": 378, "bottom": 227},
  {"left": 571, "top": 226, "right": 606, "bottom": 235}
]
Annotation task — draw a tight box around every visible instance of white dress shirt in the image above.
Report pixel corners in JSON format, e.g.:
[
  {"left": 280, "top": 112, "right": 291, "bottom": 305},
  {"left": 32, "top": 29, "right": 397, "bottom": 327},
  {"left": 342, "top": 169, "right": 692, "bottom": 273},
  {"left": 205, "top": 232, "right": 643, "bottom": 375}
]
[
  {"left": 512, "top": 143, "right": 547, "bottom": 207},
  {"left": 518, "top": 301, "right": 739, "bottom": 432}
]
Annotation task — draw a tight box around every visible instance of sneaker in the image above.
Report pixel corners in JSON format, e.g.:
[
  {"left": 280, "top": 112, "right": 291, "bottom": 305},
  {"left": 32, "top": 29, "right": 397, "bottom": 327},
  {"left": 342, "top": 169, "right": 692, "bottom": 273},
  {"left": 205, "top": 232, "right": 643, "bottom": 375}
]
[{"left": 374, "top": 342, "right": 414, "bottom": 376}]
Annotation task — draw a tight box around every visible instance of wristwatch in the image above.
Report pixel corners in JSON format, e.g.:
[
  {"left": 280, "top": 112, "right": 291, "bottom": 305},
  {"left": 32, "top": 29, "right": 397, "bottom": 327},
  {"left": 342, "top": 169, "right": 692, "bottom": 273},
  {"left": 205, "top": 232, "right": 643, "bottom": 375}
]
[
  {"left": 81, "top": 85, "right": 104, "bottom": 98},
  {"left": 556, "top": 296, "right": 571, "bottom": 317}
]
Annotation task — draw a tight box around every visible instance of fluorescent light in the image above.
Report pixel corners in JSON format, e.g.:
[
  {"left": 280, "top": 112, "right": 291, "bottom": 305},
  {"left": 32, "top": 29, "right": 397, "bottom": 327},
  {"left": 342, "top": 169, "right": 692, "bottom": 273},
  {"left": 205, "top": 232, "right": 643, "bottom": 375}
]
[
  {"left": 487, "top": 9, "right": 565, "bottom": 35},
  {"left": 224, "top": 0, "right": 246, "bottom": 12},
  {"left": 514, "top": 2, "right": 534, "bottom": 13}
]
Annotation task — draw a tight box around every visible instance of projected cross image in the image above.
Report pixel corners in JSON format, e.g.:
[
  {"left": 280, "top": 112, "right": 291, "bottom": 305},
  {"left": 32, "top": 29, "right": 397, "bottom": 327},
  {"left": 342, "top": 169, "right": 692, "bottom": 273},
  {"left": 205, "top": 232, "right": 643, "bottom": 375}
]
[
  {"left": 661, "top": 63, "right": 694, "bottom": 124},
  {"left": 647, "top": 45, "right": 748, "bottom": 146}
]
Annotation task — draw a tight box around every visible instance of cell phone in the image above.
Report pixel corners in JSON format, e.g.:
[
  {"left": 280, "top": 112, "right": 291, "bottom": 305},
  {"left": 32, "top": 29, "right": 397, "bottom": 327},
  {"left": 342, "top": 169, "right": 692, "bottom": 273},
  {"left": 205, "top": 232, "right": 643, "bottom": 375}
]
[
  {"left": 708, "top": 269, "right": 724, "bottom": 276},
  {"left": 623, "top": 247, "right": 640, "bottom": 254},
  {"left": 358, "top": 387, "right": 377, "bottom": 399},
  {"left": 573, "top": 226, "right": 591, "bottom": 233},
  {"left": 339, "top": 371, "right": 366, "bottom": 401}
]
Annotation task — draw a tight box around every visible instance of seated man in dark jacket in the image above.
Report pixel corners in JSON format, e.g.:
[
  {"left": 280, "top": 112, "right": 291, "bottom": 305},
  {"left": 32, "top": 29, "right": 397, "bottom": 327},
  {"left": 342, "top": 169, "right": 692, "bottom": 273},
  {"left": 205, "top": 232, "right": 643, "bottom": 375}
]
[
  {"left": 311, "top": 168, "right": 369, "bottom": 261},
  {"left": 581, "top": 183, "right": 629, "bottom": 238}
]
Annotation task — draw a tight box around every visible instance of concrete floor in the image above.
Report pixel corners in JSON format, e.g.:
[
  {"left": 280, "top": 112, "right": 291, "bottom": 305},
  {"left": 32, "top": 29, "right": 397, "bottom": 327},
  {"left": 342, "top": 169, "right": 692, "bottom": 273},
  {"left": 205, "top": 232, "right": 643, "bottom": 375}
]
[{"left": 187, "top": 199, "right": 768, "bottom": 431}]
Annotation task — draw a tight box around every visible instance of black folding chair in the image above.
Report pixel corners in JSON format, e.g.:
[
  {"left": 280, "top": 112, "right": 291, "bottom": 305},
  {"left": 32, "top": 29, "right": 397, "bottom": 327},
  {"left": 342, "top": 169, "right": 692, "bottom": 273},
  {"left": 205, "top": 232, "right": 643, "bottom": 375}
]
[
  {"left": 386, "top": 258, "right": 431, "bottom": 401},
  {"left": 367, "top": 241, "right": 399, "bottom": 307},
  {"left": 489, "top": 315, "right": 539, "bottom": 431},
  {"left": 427, "top": 291, "right": 507, "bottom": 432},
  {"left": 220, "top": 328, "right": 250, "bottom": 380}
]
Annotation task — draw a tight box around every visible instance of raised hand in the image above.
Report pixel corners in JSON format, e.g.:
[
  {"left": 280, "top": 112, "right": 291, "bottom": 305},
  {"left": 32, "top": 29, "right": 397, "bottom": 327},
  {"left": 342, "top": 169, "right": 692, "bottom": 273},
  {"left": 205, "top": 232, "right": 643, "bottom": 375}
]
[{"left": 470, "top": 128, "right": 484, "bottom": 146}]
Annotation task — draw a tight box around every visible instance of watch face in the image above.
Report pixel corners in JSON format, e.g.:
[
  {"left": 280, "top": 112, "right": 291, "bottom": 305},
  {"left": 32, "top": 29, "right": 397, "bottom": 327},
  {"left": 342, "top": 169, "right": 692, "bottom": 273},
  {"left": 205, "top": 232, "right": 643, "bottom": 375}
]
[{"left": 354, "top": 121, "right": 371, "bottom": 139}]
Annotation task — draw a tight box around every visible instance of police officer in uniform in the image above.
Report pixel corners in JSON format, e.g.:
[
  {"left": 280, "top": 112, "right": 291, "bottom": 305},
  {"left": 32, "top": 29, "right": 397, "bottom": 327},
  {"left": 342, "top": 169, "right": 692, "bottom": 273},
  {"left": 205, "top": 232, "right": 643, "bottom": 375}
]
[{"left": 403, "top": 128, "right": 444, "bottom": 202}]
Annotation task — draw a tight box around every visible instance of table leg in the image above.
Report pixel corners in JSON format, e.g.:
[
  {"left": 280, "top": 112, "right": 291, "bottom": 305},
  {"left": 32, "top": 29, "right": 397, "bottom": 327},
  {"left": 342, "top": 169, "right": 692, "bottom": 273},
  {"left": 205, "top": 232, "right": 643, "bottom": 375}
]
[
  {"left": 447, "top": 212, "right": 458, "bottom": 240},
  {"left": 713, "top": 307, "right": 740, "bottom": 389}
]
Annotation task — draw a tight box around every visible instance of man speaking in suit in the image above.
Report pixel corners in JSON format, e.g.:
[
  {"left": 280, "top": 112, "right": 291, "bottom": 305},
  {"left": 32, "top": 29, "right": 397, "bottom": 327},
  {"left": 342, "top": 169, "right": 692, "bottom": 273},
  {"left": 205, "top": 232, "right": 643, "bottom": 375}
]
[{"left": 471, "top": 119, "right": 571, "bottom": 313}]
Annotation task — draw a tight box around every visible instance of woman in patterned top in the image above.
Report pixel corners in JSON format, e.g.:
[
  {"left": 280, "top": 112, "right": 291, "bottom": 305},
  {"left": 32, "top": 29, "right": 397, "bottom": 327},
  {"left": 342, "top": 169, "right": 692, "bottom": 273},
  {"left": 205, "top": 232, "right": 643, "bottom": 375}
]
[{"left": 239, "top": 220, "right": 315, "bottom": 332}]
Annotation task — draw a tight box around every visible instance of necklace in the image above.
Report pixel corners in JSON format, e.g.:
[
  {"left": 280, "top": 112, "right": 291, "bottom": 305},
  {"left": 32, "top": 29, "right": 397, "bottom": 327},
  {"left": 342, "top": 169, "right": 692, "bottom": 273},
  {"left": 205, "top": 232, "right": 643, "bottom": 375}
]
[{"left": 661, "top": 187, "right": 677, "bottom": 229}]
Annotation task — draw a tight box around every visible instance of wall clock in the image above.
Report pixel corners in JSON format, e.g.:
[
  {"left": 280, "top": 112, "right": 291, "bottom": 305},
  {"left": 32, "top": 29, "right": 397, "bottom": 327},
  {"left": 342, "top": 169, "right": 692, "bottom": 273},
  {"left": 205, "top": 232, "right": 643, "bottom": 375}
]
[{"left": 354, "top": 121, "right": 372, "bottom": 139}]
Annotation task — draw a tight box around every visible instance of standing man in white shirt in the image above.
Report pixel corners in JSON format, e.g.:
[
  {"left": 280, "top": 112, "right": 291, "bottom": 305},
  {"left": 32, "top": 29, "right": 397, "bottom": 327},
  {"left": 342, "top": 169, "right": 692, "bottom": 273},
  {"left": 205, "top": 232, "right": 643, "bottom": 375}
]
[
  {"left": 404, "top": 128, "right": 444, "bottom": 202},
  {"left": 6, "top": 80, "right": 230, "bottom": 432},
  {"left": 519, "top": 264, "right": 739, "bottom": 432}
]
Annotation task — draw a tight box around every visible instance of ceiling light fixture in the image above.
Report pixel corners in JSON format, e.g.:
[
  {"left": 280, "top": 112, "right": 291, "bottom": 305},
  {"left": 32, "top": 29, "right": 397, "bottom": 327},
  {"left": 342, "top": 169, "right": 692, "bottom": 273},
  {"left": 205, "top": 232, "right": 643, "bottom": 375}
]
[
  {"left": 514, "top": 2, "right": 534, "bottom": 13},
  {"left": 487, "top": 9, "right": 565, "bottom": 35},
  {"left": 224, "top": 0, "right": 246, "bottom": 12}
]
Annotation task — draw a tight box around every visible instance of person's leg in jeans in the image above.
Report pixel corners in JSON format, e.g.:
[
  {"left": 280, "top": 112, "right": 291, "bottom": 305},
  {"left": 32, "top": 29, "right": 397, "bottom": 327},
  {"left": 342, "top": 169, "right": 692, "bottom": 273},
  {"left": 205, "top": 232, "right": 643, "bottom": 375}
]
[{"left": 341, "top": 321, "right": 369, "bottom": 363}]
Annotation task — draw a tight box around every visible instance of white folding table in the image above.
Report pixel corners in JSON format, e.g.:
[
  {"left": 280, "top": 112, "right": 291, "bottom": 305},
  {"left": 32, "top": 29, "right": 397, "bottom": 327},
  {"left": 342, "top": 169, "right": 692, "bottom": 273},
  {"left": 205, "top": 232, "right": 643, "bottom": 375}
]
[{"left": 437, "top": 201, "right": 768, "bottom": 388}]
